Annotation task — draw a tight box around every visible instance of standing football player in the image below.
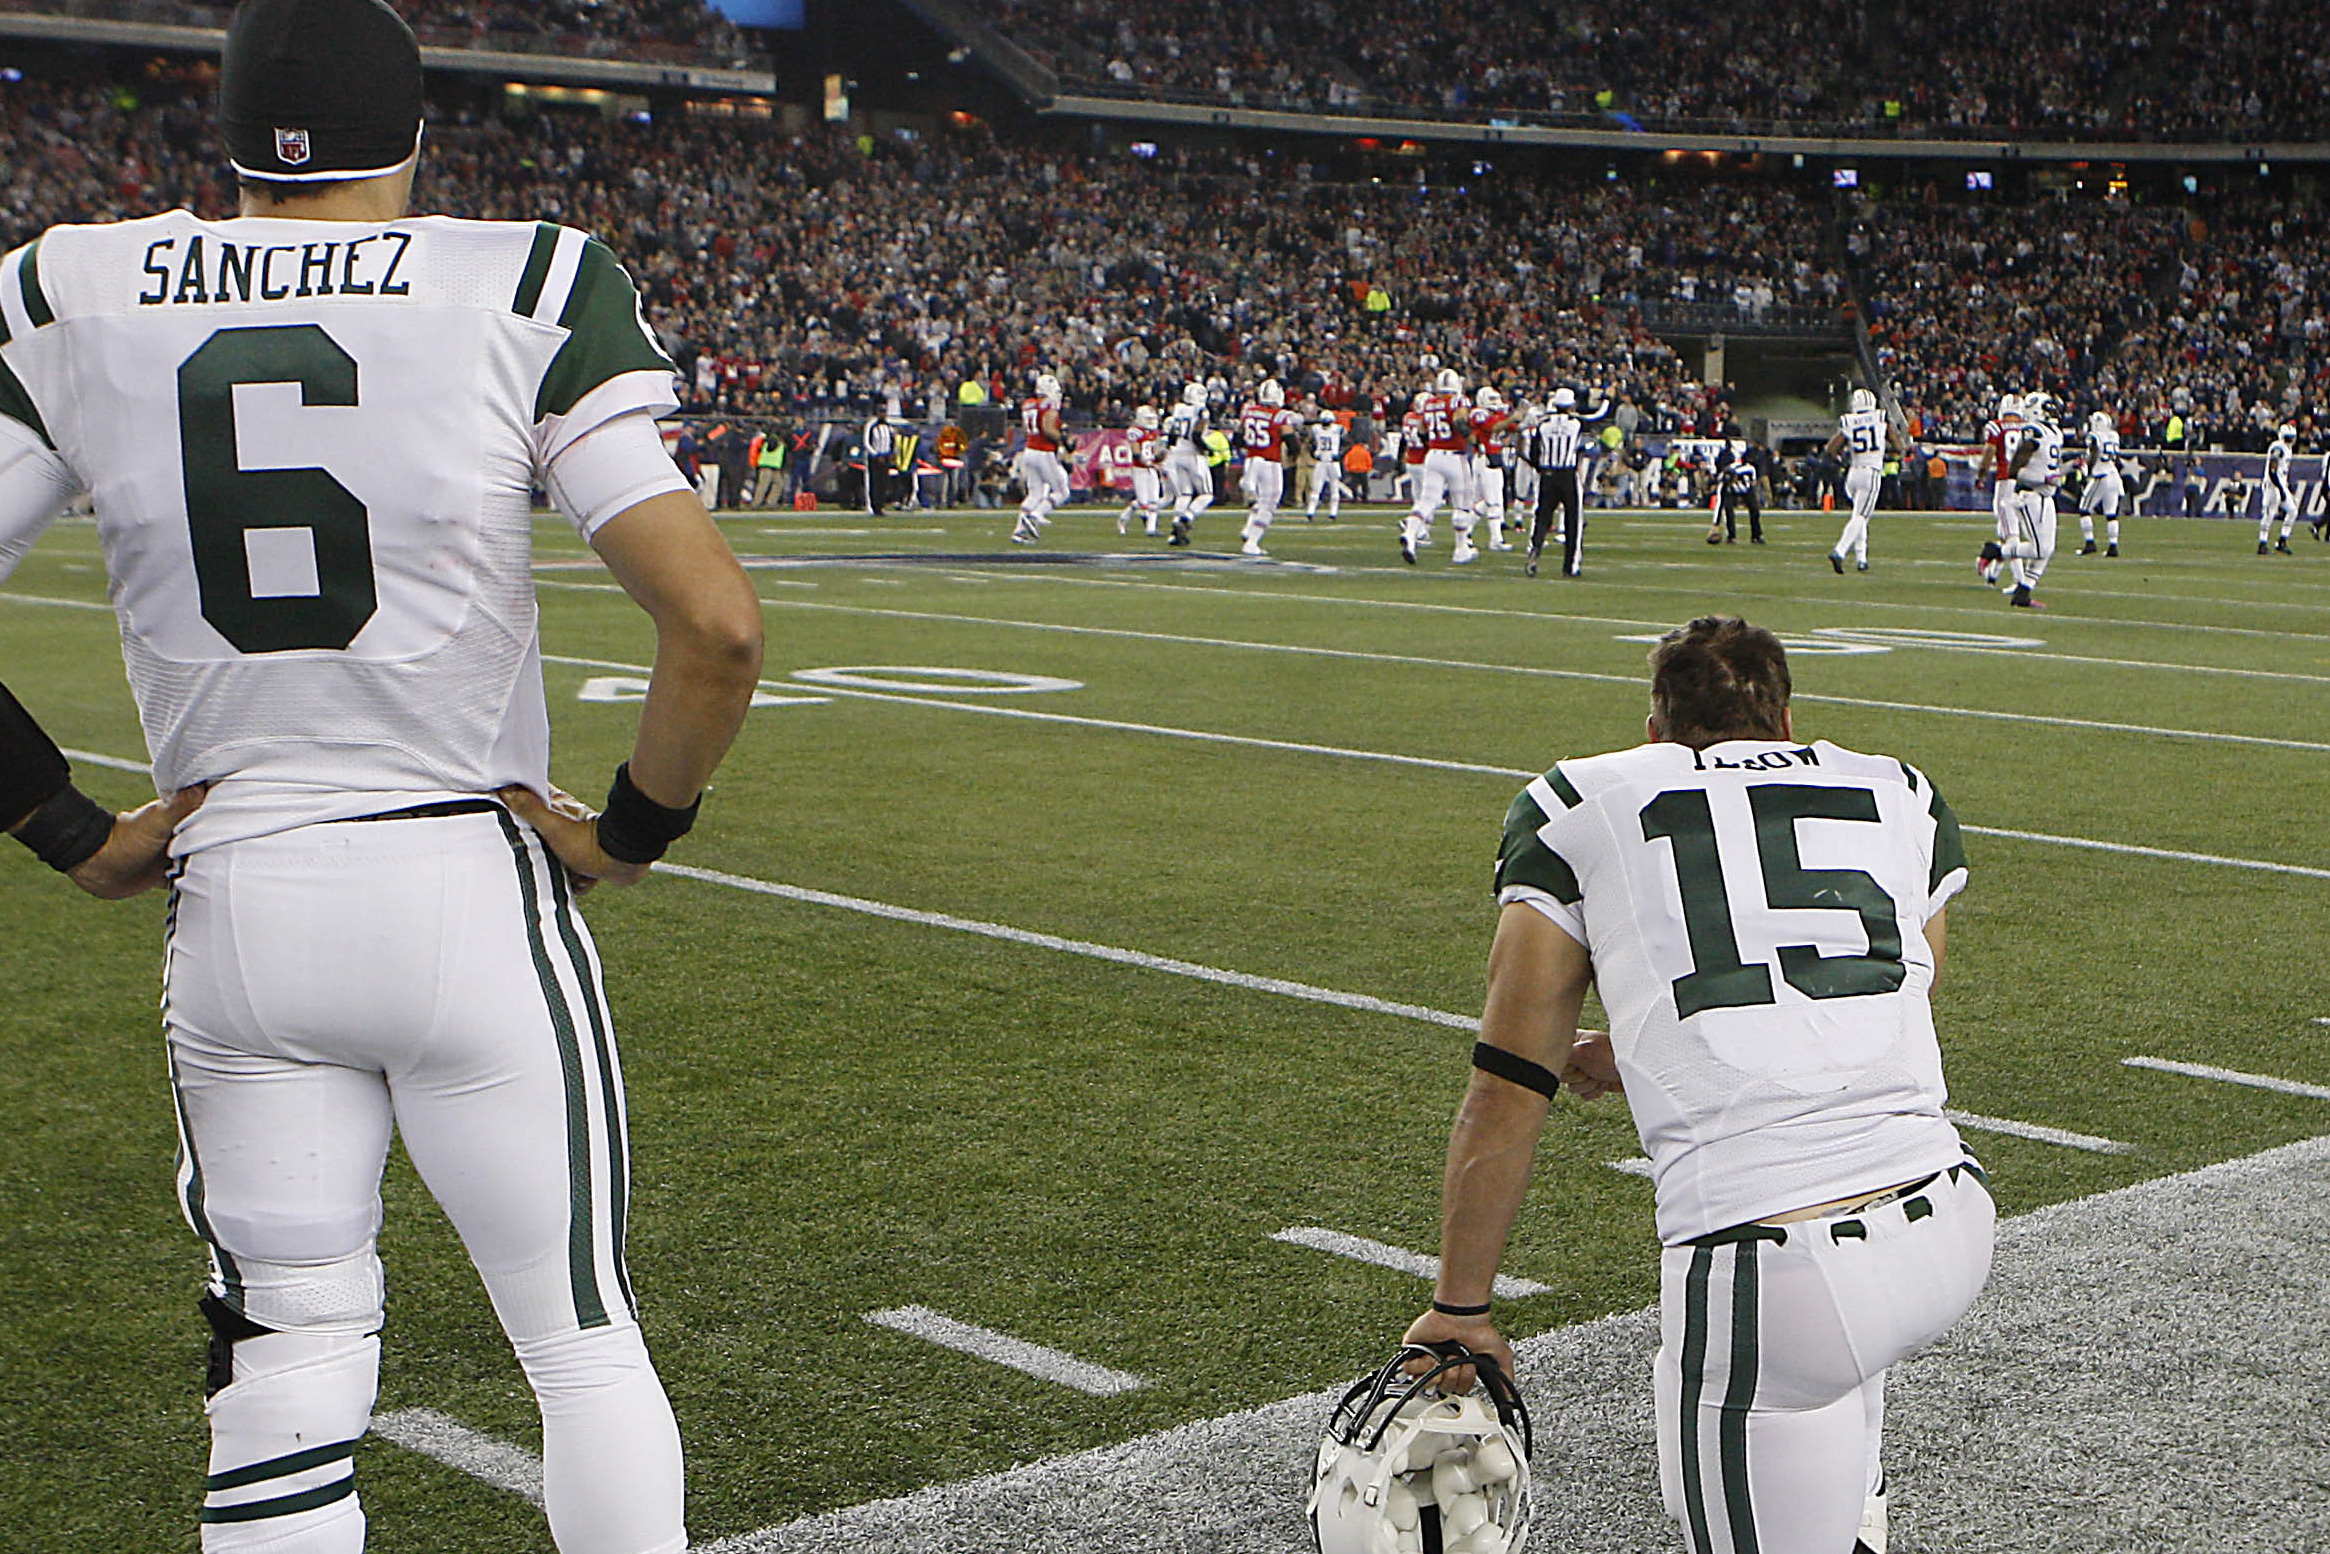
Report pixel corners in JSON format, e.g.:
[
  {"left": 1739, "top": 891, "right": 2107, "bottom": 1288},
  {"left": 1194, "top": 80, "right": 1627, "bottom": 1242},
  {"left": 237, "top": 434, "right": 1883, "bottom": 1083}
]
[
  {"left": 1979, "top": 391, "right": 2062, "bottom": 607},
  {"left": 1525, "top": 386, "right": 1609, "bottom": 579},
  {"left": 1826, "top": 388, "right": 1896, "bottom": 572},
  {"left": 1396, "top": 392, "right": 1428, "bottom": 510},
  {"left": 1978, "top": 394, "right": 2024, "bottom": 584},
  {"left": 2078, "top": 409, "right": 2125, "bottom": 556},
  {"left": 2260, "top": 423, "right": 2299, "bottom": 555},
  {"left": 1236, "top": 378, "right": 1301, "bottom": 556},
  {"left": 1714, "top": 437, "right": 1765, "bottom": 547},
  {"left": 1162, "top": 380, "right": 1213, "bottom": 546},
  {"left": 1120, "top": 403, "right": 1164, "bottom": 536},
  {"left": 1303, "top": 402, "right": 1345, "bottom": 521},
  {"left": 1469, "top": 385, "right": 1515, "bottom": 552},
  {"left": 1406, "top": 368, "right": 1475, "bottom": 565},
  {"left": 0, "top": 2, "right": 766, "bottom": 1550},
  {"left": 1402, "top": 616, "right": 1991, "bottom": 1554},
  {"left": 1011, "top": 371, "right": 1070, "bottom": 545}
]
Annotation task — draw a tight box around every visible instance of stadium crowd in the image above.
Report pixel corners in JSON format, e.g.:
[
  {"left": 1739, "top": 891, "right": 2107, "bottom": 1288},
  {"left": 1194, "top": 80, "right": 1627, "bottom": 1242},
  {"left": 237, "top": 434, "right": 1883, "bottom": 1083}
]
[
  {"left": 983, "top": 0, "right": 2322, "bottom": 144},
  {"left": 2, "top": 71, "right": 2323, "bottom": 454},
  {"left": 1859, "top": 194, "right": 2330, "bottom": 450}
]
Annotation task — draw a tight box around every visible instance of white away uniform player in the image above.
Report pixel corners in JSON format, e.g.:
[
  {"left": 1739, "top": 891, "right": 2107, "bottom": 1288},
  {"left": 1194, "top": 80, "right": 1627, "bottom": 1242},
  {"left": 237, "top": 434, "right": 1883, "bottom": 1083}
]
[
  {"left": 1403, "top": 617, "right": 1991, "bottom": 1554},
  {"left": 1304, "top": 409, "right": 1345, "bottom": 520},
  {"left": 1120, "top": 404, "right": 1164, "bottom": 535},
  {"left": 2261, "top": 424, "right": 2299, "bottom": 554},
  {"left": 1470, "top": 386, "right": 1515, "bottom": 550},
  {"left": 1163, "top": 381, "right": 1212, "bottom": 546},
  {"left": 1011, "top": 372, "right": 1069, "bottom": 544},
  {"left": 1827, "top": 388, "right": 1890, "bottom": 572},
  {"left": 1236, "top": 378, "right": 1300, "bottom": 555},
  {"left": 2078, "top": 411, "right": 2124, "bottom": 556},
  {"left": 1980, "top": 393, "right": 2062, "bottom": 607},
  {"left": 1406, "top": 368, "right": 1476, "bottom": 564},
  {"left": 0, "top": 3, "right": 765, "bottom": 1551}
]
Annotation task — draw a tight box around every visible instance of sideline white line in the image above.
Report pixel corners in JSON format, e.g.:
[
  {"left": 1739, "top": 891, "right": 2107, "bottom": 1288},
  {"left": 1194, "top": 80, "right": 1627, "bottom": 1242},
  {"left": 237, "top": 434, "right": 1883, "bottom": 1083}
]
[
  {"left": 738, "top": 595, "right": 2330, "bottom": 757},
  {"left": 1946, "top": 1108, "right": 2132, "bottom": 1154},
  {"left": 0, "top": 590, "right": 109, "bottom": 612},
  {"left": 2121, "top": 1056, "right": 2330, "bottom": 1101},
  {"left": 863, "top": 1307, "right": 1149, "bottom": 1397},
  {"left": 652, "top": 862, "right": 1480, "bottom": 1030},
  {"left": 371, "top": 1408, "right": 544, "bottom": 1505},
  {"left": 1008, "top": 572, "right": 2330, "bottom": 685},
  {"left": 1964, "top": 826, "right": 2330, "bottom": 882},
  {"left": 1269, "top": 1227, "right": 1552, "bottom": 1299},
  {"left": 63, "top": 746, "right": 155, "bottom": 776}
]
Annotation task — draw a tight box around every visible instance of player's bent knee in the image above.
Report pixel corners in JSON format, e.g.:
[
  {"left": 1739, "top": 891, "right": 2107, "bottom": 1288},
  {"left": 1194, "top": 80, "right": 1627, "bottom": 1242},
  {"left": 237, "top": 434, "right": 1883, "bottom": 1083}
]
[
  {"left": 224, "top": 1246, "right": 386, "bottom": 1338},
  {"left": 200, "top": 1299, "right": 378, "bottom": 1553}
]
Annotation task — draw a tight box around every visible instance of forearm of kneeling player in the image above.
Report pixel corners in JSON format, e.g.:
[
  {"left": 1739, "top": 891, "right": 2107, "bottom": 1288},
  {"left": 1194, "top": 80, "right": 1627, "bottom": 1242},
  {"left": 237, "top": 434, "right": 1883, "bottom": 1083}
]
[
  {"left": 1433, "top": 906, "right": 1592, "bottom": 1305},
  {"left": 590, "top": 488, "right": 766, "bottom": 807}
]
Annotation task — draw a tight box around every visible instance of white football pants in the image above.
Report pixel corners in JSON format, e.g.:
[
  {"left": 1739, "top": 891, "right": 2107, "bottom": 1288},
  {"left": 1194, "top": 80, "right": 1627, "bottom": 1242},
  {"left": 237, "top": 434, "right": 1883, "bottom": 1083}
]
[
  {"left": 1015, "top": 449, "right": 1069, "bottom": 523},
  {"left": 1657, "top": 1164, "right": 1994, "bottom": 1554},
  {"left": 166, "top": 809, "right": 685, "bottom": 1554},
  {"left": 2001, "top": 489, "right": 2058, "bottom": 585},
  {"left": 1125, "top": 466, "right": 1162, "bottom": 531},
  {"left": 1473, "top": 460, "right": 1508, "bottom": 543},
  {"left": 2262, "top": 481, "right": 2298, "bottom": 542},
  {"left": 1241, "top": 457, "right": 1284, "bottom": 538},
  {"left": 1831, "top": 466, "right": 1881, "bottom": 562},
  {"left": 1165, "top": 448, "right": 1214, "bottom": 520},
  {"left": 2081, "top": 471, "right": 2123, "bottom": 544},
  {"left": 1304, "top": 462, "right": 1343, "bottom": 518},
  {"left": 1411, "top": 449, "right": 1476, "bottom": 540}
]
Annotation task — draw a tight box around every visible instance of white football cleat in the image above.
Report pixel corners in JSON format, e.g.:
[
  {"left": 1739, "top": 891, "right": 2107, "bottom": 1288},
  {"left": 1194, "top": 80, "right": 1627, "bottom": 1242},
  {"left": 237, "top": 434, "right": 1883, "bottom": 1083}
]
[
  {"left": 1451, "top": 540, "right": 1479, "bottom": 564},
  {"left": 1854, "top": 1488, "right": 1888, "bottom": 1554},
  {"left": 1241, "top": 536, "right": 1266, "bottom": 556}
]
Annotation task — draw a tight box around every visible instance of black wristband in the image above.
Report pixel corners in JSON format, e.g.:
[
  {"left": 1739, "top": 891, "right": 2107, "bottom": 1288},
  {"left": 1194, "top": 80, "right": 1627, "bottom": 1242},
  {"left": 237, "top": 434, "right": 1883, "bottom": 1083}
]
[
  {"left": 1473, "top": 1040, "right": 1561, "bottom": 1100},
  {"left": 13, "top": 782, "right": 113, "bottom": 873},
  {"left": 1432, "top": 1299, "right": 1493, "bottom": 1318},
  {"left": 596, "top": 762, "right": 701, "bottom": 866}
]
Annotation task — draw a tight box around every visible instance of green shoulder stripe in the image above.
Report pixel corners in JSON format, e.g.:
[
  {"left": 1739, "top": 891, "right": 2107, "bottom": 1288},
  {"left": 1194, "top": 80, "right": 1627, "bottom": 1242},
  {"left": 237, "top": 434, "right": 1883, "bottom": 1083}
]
[
  {"left": 511, "top": 222, "right": 560, "bottom": 317},
  {"left": 1546, "top": 763, "right": 1584, "bottom": 809},
  {"left": 1496, "top": 787, "right": 1583, "bottom": 904},
  {"left": 1928, "top": 782, "right": 1967, "bottom": 892},
  {"left": 19, "top": 238, "right": 51, "bottom": 329},
  {"left": 535, "top": 238, "right": 675, "bottom": 422},
  {"left": 0, "top": 352, "right": 53, "bottom": 449}
]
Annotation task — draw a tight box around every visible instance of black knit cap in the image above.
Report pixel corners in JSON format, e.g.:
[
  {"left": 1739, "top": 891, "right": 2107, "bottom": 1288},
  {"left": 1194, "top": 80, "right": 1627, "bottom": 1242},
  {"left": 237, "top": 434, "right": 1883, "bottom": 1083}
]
[{"left": 220, "top": 0, "right": 424, "bottom": 182}]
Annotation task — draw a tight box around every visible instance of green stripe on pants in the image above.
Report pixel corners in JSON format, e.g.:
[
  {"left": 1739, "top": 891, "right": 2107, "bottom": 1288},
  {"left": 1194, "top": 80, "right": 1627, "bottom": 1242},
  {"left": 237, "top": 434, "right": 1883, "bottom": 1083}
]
[
  {"left": 1679, "top": 1243, "right": 1715, "bottom": 1554},
  {"left": 495, "top": 809, "right": 609, "bottom": 1330},
  {"left": 1720, "top": 1238, "right": 1763, "bottom": 1554},
  {"left": 547, "top": 858, "right": 635, "bottom": 1319}
]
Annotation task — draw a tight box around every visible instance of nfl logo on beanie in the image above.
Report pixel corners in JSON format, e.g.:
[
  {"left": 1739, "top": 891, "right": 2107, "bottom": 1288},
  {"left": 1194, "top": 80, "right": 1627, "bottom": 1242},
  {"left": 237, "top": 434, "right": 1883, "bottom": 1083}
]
[{"left": 221, "top": 0, "right": 424, "bottom": 182}]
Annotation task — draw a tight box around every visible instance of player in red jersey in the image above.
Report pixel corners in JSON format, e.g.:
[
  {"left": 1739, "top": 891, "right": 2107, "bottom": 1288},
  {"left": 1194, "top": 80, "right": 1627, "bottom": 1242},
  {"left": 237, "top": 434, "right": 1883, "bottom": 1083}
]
[
  {"left": 1404, "top": 368, "right": 1476, "bottom": 565},
  {"left": 1398, "top": 396, "right": 1429, "bottom": 509},
  {"left": 1469, "top": 385, "right": 1516, "bottom": 552},
  {"left": 1012, "top": 371, "right": 1069, "bottom": 545},
  {"left": 1236, "top": 379, "right": 1303, "bottom": 555},
  {"left": 1120, "top": 404, "right": 1165, "bottom": 536},
  {"left": 1978, "top": 393, "right": 2024, "bottom": 582}
]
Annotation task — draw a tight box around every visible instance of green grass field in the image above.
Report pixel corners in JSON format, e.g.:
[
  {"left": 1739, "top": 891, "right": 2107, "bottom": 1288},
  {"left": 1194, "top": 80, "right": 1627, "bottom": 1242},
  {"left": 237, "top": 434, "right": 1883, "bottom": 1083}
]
[{"left": 4, "top": 500, "right": 2327, "bottom": 1551}]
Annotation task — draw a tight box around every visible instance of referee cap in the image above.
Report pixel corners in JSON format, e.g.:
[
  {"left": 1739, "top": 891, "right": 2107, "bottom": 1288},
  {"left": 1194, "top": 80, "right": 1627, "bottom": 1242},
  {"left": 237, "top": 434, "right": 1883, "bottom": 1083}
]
[{"left": 221, "top": 0, "right": 424, "bottom": 183}]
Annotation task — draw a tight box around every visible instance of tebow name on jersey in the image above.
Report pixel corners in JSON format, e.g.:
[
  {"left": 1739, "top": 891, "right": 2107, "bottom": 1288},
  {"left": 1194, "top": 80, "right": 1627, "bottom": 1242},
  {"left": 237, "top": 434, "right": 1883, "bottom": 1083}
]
[{"left": 137, "top": 230, "right": 415, "bottom": 306}]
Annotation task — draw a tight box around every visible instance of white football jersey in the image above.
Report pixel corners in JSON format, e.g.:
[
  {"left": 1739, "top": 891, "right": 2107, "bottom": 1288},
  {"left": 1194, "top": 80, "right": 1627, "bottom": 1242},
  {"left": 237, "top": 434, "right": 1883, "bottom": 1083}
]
[
  {"left": 2013, "top": 422, "right": 2064, "bottom": 490},
  {"left": 1164, "top": 402, "right": 1207, "bottom": 451},
  {"left": 1839, "top": 407, "right": 1887, "bottom": 471},
  {"left": 0, "top": 211, "right": 678, "bottom": 852},
  {"left": 1496, "top": 738, "right": 1970, "bottom": 1244},
  {"left": 1311, "top": 419, "right": 1344, "bottom": 462},
  {"left": 2266, "top": 440, "right": 2294, "bottom": 488},
  {"left": 2088, "top": 425, "right": 2123, "bottom": 471}
]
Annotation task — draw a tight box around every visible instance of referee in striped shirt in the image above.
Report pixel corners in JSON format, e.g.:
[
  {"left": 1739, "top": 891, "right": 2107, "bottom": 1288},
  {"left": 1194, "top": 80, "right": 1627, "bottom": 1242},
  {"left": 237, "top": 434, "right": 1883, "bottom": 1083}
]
[{"left": 1526, "top": 387, "right": 1613, "bottom": 578}]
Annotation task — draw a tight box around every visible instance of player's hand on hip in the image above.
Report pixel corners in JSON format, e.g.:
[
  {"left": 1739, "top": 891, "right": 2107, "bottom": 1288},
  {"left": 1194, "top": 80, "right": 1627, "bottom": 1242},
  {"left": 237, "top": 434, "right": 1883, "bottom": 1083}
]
[
  {"left": 67, "top": 785, "right": 207, "bottom": 900},
  {"left": 1400, "top": 1309, "right": 1516, "bottom": 1396},
  {"left": 498, "top": 784, "right": 650, "bottom": 890},
  {"left": 1559, "top": 1029, "right": 1624, "bottom": 1100}
]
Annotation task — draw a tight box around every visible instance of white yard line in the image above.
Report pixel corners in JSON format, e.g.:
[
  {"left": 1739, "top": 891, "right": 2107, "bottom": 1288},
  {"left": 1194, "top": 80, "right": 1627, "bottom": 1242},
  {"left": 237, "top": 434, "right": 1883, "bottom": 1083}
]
[
  {"left": 1269, "top": 1227, "right": 1552, "bottom": 1299},
  {"left": 370, "top": 1408, "right": 544, "bottom": 1505},
  {"left": 62, "top": 746, "right": 156, "bottom": 776},
  {"left": 1964, "top": 826, "right": 2330, "bottom": 882},
  {"left": 740, "top": 596, "right": 2330, "bottom": 757},
  {"left": 2121, "top": 1056, "right": 2330, "bottom": 1101},
  {"left": 652, "top": 862, "right": 1480, "bottom": 1030},
  {"left": 862, "top": 1307, "right": 1149, "bottom": 1397},
  {"left": 0, "top": 590, "right": 110, "bottom": 612},
  {"left": 1607, "top": 1158, "right": 1656, "bottom": 1179},
  {"left": 1945, "top": 1108, "right": 2132, "bottom": 1154}
]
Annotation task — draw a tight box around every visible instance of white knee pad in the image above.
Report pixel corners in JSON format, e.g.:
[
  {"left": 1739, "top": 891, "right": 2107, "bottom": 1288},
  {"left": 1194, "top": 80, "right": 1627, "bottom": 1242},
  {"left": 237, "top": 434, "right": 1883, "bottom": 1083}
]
[
  {"left": 514, "top": 1324, "right": 687, "bottom": 1554},
  {"left": 202, "top": 1315, "right": 378, "bottom": 1553}
]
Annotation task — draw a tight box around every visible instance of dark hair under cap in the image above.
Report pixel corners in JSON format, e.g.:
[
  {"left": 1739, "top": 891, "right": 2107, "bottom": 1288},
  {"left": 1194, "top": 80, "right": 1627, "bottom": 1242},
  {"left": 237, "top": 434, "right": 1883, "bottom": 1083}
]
[{"left": 220, "top": 0, "right": 424, "bottom": 183}]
